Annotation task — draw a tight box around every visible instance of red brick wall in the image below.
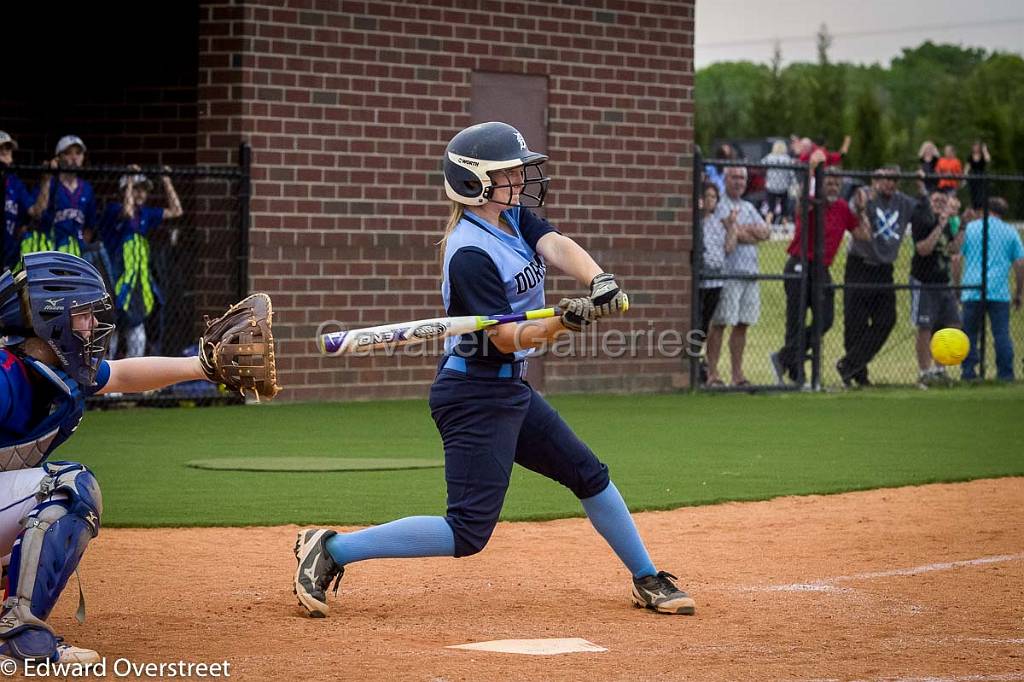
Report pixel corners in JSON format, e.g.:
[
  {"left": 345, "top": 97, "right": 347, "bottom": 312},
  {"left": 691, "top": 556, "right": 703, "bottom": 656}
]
[{"left": 198, "top": 0, "right": 695, "bottom": 401}]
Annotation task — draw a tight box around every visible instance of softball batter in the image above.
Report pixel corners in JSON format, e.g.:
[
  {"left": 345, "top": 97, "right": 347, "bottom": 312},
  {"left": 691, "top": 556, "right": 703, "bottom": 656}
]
[{"left": 295, "top": 121, "right": 695, "bottom": 618}]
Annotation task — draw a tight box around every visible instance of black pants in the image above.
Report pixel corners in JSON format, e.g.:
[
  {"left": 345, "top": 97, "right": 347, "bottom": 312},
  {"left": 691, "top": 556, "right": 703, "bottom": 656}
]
[
  {"left": 842, "top": 254, "right": 895, "bottom": 382},
  {"left": 694, "top": 287, "right": 722, "bottom": 384},
  {"left": 699, "top": 286, "right": 722, "bottom": 338},
  {"left": 778, "top": 256, "right": 834, "bottom": 381},
  {"left": 766, "top": 191, "right": 788, "bottom": 223}
]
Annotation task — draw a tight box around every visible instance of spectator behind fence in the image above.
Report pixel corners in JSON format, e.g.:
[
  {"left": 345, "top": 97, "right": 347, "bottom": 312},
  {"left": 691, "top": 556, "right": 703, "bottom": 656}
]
[
  {"left": 28, "top": 135, "right": 96, "bottom": 258},
  {"left": 957, "top": 197, "right": 1024, "bottom": 381},
  {"left": 761, "top": 140, "right": 793, "bottom": 225},
  {"left": 770, "top": 173, "right": 870, "bottom": 385},
  {"left": 910, "top": 191, "right": 964, "bottom": 388},
  {"left": 0, "top": 131, "right": 48, "bottom": 270},
  {"left": 918, "top": 141, "right": 940, "bottom": 194},
  {"left": 798, "top": 135, "right": 851, "bottom": 167},
  {"left": 101, "top": 166, "right": 183, "bottom": 358},
  {"left": 705, "top": 167, "right": 770, "bottom": 387},
  {"left": 965, "top": 141, "right": 991, "bottom": 210},
  {"left": 696, "top": 182, "right": 737, "bottom": 385},
  {"left": 703, "top": 143, "right": 736, "bottom": 195},
  {"left": 837, "top": 166, "right": 918, "bottom": 387},
  {"left": 935, "top": 145, "right": 962, "bottom": 195}
]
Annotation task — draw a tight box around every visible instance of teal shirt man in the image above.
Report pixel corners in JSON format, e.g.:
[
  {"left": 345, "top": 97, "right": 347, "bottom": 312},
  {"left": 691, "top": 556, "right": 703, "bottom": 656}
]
[{"left": 958, "top": 199, "right": 1024, "bottom": 380}]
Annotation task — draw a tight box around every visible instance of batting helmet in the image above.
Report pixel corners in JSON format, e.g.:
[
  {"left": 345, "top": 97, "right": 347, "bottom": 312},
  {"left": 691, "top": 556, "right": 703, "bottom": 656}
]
[{"left": 443, "top": 122, "right": 549, "bottom": 207}]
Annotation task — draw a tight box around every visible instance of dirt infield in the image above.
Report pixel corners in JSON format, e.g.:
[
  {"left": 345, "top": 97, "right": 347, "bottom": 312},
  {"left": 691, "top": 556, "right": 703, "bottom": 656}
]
[{"left": 42, "top": 478, "right": 1024, "bottom": 681}]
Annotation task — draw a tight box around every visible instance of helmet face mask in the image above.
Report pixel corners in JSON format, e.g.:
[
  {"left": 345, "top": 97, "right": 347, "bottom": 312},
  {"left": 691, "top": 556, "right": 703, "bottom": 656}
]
[
  {"left": 65, "top": 296, "right": 115, "bottom": 384},
  {"left": 443, "top": 122, "right": 550, "bottom": 207},
  {"left": 484, "top": 161, "right": 548, "bottom": 208}
]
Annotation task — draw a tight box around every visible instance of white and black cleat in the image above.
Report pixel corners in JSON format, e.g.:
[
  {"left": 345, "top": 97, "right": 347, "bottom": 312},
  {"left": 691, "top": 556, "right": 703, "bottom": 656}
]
[
  {"left": 631, "top": 571, "right": 696, "bottom": 615},
  {"left": 293, "top": 529, "right": 344, "bottom": 618}
]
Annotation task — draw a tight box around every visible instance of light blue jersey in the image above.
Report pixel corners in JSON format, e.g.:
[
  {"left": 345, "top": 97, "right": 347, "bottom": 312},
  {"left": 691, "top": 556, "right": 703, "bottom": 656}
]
[
  {"left": 960, "top": 216, "right": 1024, "bottom": 302},
  {"left": 441, "top": 207, "right": 555, "bottom": 361}
]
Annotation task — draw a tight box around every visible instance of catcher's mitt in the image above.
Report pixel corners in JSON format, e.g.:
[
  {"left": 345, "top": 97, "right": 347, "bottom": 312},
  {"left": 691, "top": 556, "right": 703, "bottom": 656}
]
[{"left": 199, "top": 293, "right": 281, "bottom": 402}]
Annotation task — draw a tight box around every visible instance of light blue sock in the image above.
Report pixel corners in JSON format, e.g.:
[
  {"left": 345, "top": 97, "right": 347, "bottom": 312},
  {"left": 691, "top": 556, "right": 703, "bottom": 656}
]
[
  {"left": 581, "top": 482, "right": 657, "bottom": 579},
  {"left": 325, "top": 515, "right": 455, "bottom": 566}
]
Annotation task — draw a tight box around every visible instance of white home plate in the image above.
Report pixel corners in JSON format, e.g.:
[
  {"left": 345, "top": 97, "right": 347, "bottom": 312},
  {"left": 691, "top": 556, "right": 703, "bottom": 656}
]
[{"left": 446, "top": 638, "right": 607, "bottom": 656}]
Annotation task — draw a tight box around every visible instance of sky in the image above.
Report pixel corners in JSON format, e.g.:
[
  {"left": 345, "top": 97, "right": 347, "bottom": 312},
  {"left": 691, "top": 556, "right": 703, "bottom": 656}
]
[{"left": 695, "top": 0, "right": 1024, "bottom": 68}]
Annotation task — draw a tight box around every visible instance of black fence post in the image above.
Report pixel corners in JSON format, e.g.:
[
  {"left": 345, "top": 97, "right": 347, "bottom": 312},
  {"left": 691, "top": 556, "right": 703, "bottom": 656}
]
[
  {"left": 690, "top": 146, "right": 704, "bottom": 391},
  {"left": 811, "top": 163, "right": 826, "bottom": 390},
  {"left": 238, "top": 141, "right": 252, "bottom": 301},
  {"left": 979, "top": 174, "right": 989, "bottom": 379},
  {"left": 795, "top": 165, "right": 811, "bottom": 385}
]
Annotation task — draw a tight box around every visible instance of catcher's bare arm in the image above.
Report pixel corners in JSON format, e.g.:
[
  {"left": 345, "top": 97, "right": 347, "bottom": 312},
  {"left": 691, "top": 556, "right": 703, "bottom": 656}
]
[{"left": 96, "top": 356, "right": 205, "bottom": 395}]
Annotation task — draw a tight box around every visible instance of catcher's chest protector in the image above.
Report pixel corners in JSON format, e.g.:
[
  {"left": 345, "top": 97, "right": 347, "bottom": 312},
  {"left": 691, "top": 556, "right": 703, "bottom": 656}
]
[{"left": 0, "top": 353, "right": 84, "bottom": 471}]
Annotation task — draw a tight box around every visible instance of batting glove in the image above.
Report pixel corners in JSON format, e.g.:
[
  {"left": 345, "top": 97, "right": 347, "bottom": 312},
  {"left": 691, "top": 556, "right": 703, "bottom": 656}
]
[
  {"left": 558, "top": 296, "right": 596, "bottom": 332},
  {"left": 590, "top": 273, "right": 629, "bottom": 317}
]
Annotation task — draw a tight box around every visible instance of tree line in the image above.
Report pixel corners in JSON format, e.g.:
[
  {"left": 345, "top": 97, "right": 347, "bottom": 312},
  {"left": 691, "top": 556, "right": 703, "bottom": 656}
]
[{"left": 696, "top": 29, "right": 1024, "bottom": 180}]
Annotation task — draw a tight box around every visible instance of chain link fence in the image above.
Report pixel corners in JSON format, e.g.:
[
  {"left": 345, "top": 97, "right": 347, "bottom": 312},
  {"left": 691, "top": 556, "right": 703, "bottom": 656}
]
[
  {"left": 1, "top": 145, "right": 251, "bottom": 406},
  {"left": 692, "top": 150, "right": 1024, "bottom": 391}
]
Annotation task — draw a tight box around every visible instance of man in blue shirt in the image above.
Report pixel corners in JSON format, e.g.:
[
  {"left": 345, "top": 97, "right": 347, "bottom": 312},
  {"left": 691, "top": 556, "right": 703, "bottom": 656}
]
[{"left": 957, "top": 197, "right": 1024, "bottom": 380}]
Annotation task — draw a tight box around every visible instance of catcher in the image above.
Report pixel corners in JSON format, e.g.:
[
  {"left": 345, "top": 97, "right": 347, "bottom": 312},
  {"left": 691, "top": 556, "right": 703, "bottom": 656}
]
[{"left": 0, "top": 251, "right": 278, "bottom": 665}]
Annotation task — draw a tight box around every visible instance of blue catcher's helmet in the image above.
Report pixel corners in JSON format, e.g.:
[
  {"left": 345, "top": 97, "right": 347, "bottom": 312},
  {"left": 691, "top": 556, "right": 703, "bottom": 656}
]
[
  {"left": 17, "top": 252, "right": 115, "bottom": 385},
  {"left": 443, "top": 121, "right": 550, "bottom": 207}
]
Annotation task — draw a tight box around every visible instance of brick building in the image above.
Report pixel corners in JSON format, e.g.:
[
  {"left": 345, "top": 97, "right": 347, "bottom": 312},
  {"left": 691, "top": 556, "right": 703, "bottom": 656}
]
[{"left": 4, "top": 0, "right": 695, "bottom": 401}]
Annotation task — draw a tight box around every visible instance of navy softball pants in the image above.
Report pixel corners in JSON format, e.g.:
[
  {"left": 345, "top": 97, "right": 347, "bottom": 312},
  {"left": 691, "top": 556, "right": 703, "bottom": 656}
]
[{"left": 430, "top": 370, "right": 610, "bottom": 557}]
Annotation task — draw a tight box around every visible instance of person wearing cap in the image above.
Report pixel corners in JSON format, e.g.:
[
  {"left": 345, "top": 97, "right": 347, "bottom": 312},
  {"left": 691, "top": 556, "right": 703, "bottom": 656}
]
[
  {"left": 27, "top": 135, "right": 96, "bottom": 259},
  {"left": 837, "top": 166, "right": 919, "bottom": 387},
  {"left": 100, "top": 164, "right": 183, "bottom": 357},
  {"left": 0, "top": 131, "right": 46, "bottom": 269}
]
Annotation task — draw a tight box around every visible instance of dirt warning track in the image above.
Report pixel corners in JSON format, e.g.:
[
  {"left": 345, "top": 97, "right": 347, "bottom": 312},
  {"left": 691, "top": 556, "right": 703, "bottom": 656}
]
[{"left": 42, "top": 478, "right": 1024, "bottom": 681}]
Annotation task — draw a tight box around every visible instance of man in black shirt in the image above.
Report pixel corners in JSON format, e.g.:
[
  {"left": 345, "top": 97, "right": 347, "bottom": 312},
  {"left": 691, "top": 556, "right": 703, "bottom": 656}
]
[
  {"left": 838, "top": 167, "right": 917, "bottom": 387},
  {"left": 910, "top": 191, "right": 963, "bottom": 387}
]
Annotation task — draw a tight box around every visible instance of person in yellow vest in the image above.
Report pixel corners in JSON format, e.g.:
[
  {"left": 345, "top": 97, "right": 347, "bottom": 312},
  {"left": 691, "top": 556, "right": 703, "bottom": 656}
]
[
  {"left": 26, "top": 136, "right": 96, "bottom": 258},
  {"left": 99, "top": 166, "right": 182, "bottom": 357}
]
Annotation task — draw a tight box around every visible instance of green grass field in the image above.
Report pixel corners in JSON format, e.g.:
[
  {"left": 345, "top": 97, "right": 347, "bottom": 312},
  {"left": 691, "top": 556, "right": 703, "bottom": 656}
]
[
  {"left": 719, "top": 235, "right": 1024, "bottom": 387},
  {"left": 72, "top": 385, "right": 1024, "bottom": 527}
]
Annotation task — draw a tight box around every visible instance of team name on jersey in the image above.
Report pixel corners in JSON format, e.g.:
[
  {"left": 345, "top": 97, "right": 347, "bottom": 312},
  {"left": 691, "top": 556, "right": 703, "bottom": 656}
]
[
  {"left": 514, "top": 255, "right": 546, "bottom": 295},
  {"left": 4, "top": 199, "right": 16, "bottom": 231},
  {"left": 54, "top": 208, "right": 84, "bottom": 224}
]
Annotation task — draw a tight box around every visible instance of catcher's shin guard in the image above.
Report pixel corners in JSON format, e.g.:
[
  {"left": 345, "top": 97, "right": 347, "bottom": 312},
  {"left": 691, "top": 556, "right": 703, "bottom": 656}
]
[{"left": 0, "top": 461, "right": 101, "bottom": 661}]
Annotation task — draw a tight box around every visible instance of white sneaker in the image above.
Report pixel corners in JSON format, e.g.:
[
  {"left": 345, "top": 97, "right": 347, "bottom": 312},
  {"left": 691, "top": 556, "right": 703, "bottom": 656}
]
[{"left": 57, "top": 640, "right": 100, "bottom": 665}]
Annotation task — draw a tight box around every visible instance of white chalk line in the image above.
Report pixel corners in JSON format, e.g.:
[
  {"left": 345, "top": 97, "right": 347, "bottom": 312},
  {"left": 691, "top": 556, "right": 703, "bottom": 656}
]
[
  {"left": 786, "top": 671, "right": 1024, "bottom": 682},
  {"left": 796, "top": 673, "right": 1024, "bottom": 682},
  {"left": 735, "top": 552, "right": 1024, "bottom": 593}
]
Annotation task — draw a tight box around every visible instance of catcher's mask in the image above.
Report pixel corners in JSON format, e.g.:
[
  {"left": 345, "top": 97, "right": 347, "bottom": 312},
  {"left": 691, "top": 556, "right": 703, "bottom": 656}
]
[
  {"left": 443, "top": 121, "right": 549, "bottom": 208},
  {"left": 13, "top": 252, "right": 115, "bottom": 386}
]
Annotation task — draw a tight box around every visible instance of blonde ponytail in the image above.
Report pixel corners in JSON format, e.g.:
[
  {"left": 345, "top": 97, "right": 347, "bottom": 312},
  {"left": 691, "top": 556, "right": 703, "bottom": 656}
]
[{"left": 437, "top": 201, "right": 464, "bottom": 266}]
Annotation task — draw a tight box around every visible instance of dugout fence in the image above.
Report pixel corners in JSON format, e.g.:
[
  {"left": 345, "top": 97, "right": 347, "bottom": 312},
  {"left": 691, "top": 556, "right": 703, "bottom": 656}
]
[
  {"left": 1, "top": 144, "right": 251, "bottom": 406},
  {"left": 691, "top": 149, "right": 1024, "bottom": 391}
]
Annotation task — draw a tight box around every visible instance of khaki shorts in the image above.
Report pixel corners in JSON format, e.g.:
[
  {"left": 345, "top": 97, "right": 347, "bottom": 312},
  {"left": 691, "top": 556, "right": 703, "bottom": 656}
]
[{"left": 712, "top": 279, "right": 760, "bottom": 326}]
